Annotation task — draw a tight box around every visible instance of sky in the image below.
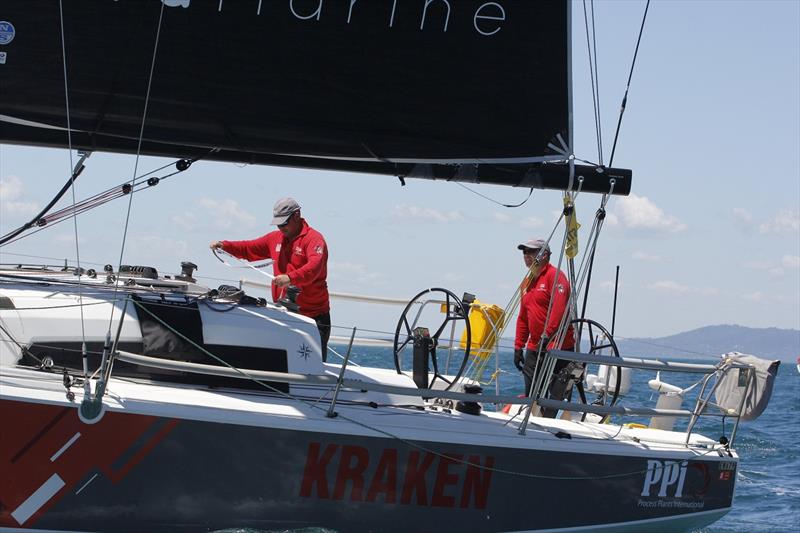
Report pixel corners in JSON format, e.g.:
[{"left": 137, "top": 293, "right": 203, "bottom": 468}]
[{"left": 0, "top": 0, "right": 798, "bottom": 346}]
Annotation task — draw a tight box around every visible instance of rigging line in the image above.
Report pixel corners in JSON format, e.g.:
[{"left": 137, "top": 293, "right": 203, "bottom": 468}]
[
  {"left": 541, "top": 222, "right": 572, "bottom": 351},
  {"left": 2, "top": 154, "right": 202, "bottom": 246},
  {"left": 549, "top": 192, "right": 610, "bottom": 352},
  {"left": 58, "top": 0, "right": 88, "bottom": 375},
  {"left": 559, "top": 185, "right": 612, "bottom": 325},
  {"left": 612, "top": 335, "right": 720, "bottom": 359},
  {"left": 0, "top": 302, "right": 107, "bottom": 312},
  {"left": 107, "top": 1, "right": 167, "bottom": 332},
  {"left": 0, "top": 154, "right": 192, "bottom": 247},
  {"left": 213, "top": 249, "right": 274, "bottom": 278},
  {"left": 42, "top": 151, "right": 210, "bottom": 226},
  {"left": 454, "top": 182, "right": 534, "bottom": 208},
  {"left": 0, "top": 321, "right": 43, "bottom": 366},
  {"left": 468, "top": 210, "right": 567, "bottom": 383},
  {"left": 582, "top": 0, "right": 603, "bottom": 165},
  {"left": 0, "top": 251, "right": 101, "bottom": 263},
  {"left": 608, "top": 0, "right": 651, "bottom": 167},
  {"left": 591, "top": 0, "right": 603, "bottom": 164},
  {"left": 0, "top": 157, "right": 87, "bottom": 246},
  {"left": 1, "top": 255, "right": 241, "bottom": 287},
  {"left": 36, "top": 180, "right": 151, "bottom": 226},
  {"left": 579, "top": 238, "right": 598, "bottom": 322},
  {"left": 46, "top": 154, "right": 202, "bottom": 223},
  {"left": 574, "top": 156, "right": 601, "bottom": 167},
  {"left": 576, "top": 196, "right": 612, "bottom": 322},
  {"left": 0, "top": 181, "right": 156, "bottom": 248}
]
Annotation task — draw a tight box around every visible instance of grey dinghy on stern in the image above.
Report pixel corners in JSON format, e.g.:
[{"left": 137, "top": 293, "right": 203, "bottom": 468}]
[{"left": 0, "top": 1, "right": 777, "bottom": 532}]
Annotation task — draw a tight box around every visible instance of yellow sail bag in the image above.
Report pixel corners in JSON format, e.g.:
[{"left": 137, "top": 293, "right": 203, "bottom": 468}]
[{"left": 459, "top": 300, "right": 505, "bottom": 358}]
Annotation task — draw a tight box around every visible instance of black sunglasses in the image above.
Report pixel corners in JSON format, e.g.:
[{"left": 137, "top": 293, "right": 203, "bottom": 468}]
[{"left": 277, "top": 211, "right": 297, "bottom": 227}]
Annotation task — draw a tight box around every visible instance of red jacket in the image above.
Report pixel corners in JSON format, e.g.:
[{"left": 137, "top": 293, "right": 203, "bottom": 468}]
[
  {"left": 221, "top": 219, "right": 330, "bottom": 317},
  {"left": 515, "top": 262, "right": 575, "bottom": 351}
]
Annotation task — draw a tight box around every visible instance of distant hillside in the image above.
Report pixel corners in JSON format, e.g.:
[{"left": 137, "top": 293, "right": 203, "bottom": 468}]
[{"left": 616, "top": 325, "right": 799, "bottom": 362}]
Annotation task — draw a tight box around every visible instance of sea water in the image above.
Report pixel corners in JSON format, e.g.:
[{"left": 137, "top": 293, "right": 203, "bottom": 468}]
[{"left": 219, "top": 346, "right": 800, "bottom": 532}]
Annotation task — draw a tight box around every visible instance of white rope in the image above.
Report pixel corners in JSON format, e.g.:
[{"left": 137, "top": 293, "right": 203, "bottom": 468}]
[{"left": 213, "top": 249, "right": 274, "bottom": 279}]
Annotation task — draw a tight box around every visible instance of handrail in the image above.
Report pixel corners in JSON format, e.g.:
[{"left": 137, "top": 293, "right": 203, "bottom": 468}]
[
  {"left": 523, "top": 349, "right": 755, "bottom": 447},
  {"left": 114, "top": 344, "right": 756, "bottom": 449},
  {"left": 536, "top": 398, "right": 717, "bottom": 419},
  {"left": 322, "top": 291, "right": 418, "bottom": 306},
  {"left": 548, "top": 349, "right": 751, "bottom": 373},
  {"left": 114, "top": 350, "right": 737, "bottom": 425},
  {"left": 115, "top": 350, "right": 527, "bottom": 405},
  {"left": 329, "top": 335, "right": 393, "bottom": 347}
]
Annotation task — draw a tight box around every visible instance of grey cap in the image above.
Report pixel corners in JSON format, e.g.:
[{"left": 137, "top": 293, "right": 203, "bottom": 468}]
[
  {"left": 517, "top": 238, "right": 550, "bottom": 253},
  {"left": 271, "top": 197, "right": 301, "bottom": 225}
]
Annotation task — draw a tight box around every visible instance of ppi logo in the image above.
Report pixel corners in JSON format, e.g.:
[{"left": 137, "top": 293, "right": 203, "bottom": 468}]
[
  {"left": 641, "top": 460, "right": 688, "bottom": 498},
  {"left": 640, "top": 459, "right": 711, "bottom": 500},
  {"left": 0, "top": 21, "right": 15, "bottom": 46}
]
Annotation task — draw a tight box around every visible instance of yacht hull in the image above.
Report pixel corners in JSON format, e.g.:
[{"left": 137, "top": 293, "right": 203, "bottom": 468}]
[{"left": 1, "top": 396, "right": 734, "bottom": 533}]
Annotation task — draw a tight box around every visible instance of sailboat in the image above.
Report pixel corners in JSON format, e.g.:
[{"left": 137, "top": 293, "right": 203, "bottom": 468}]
[{"left": 0, "top": 1, "right": 780, "bottom": 532}]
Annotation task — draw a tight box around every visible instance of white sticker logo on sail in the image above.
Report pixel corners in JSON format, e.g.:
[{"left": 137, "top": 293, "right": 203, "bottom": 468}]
[
  {"left": 162, "top": 0, "right": 191, "bottom": 8},
  {"left": 0, "top": 21, "right": 16, "bottom": 45}
]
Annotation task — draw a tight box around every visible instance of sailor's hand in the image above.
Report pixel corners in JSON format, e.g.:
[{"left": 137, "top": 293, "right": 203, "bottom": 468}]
[
  {"left": 274, "top": 274, "right": 291, "bottom": 288},
  {"left": 514, "top": 349, "right": 525, "bottom": 372},
  {"left": 210, "top": 241, "right": 224, "bottom": 250}
]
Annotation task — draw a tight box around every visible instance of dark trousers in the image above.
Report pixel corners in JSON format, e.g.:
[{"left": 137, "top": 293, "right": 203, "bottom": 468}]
[
  {"left": 312, "top": 312, "right": 331, "bottom": 362},
  {"left": 523, "top": 346, "right": 576, "bottom": 418}
]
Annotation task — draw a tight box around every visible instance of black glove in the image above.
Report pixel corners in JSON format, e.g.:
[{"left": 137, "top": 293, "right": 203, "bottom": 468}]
[{"left": 514, "top": 349, "right": 525, "bottom": 371}]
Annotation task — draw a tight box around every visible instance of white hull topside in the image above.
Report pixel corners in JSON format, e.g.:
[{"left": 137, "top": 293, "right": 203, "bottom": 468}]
[{"left": 0, "top": 273, "right": 724, "bottom": 455}]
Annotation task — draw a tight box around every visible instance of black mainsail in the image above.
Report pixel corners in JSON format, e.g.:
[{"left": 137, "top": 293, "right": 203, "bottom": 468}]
[{"left": 0, "top": 0, "right": 629, "bottom": 194}]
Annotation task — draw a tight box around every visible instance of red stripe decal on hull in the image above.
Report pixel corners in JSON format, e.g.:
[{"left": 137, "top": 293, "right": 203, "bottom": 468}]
[{"left": 0, "top": 399, "right": 177, "bottom": 527}]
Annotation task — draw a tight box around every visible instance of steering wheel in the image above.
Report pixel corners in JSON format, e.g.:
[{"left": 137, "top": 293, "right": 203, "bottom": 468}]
[
  {"left": 393, "top": 288, "right": 471, "bottom": 391},
  {"left": 570, "top": 318, "right": 622, "bottom": 409}
]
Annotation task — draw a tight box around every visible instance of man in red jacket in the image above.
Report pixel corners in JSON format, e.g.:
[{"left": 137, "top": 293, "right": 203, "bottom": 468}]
[
  {"left": 514, "top": 238, "right": 576, "bottom": 417},
  {"left": 210, "top": 197, "right": 331, "bottom": 360}
]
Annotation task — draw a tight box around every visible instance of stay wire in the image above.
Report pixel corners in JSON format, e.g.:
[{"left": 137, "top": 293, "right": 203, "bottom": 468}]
[
  {"left": 107, "top": 1, "right": 167, "bottom": 333},
  {"left": 0, "top": 161, "right": 84, "bottom": 246},
  {"left": 522, "top": 180, "right": 614, "bottom": 399},
  {"left": 455, "top": 182, "right": 534, "bottom": 208},
  {"left": 0, "top": 180, "right": 150, "bottom": 248},
  {"left": 57, "top": 0, "right": 88, "bottom": 358},
  {"left": 464, "top": 202, "right": 571, "bottom": 388},
  {"left": 0, "top": 154, "right": 194, "bottom": 248},
  {"left": 582, "top": 0, "right": 603, "bottom": 165},
  {"left": 574, "top": 189, "right": 613, "bottom": 323},
  {"left": 591, "top": 0, "right": 603, "bottom": 164},
  {"left": 0, "top": 153, "right": 210, "bottom": 249},
  {"left": 43, "top": 149, "right": 213, "bottom": 227},
  {"left": 608, "top": 0, "right": 651, "bottom": 167},
  {"left": 0, "top": 320, "right": 43, "bottom": 366}
]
